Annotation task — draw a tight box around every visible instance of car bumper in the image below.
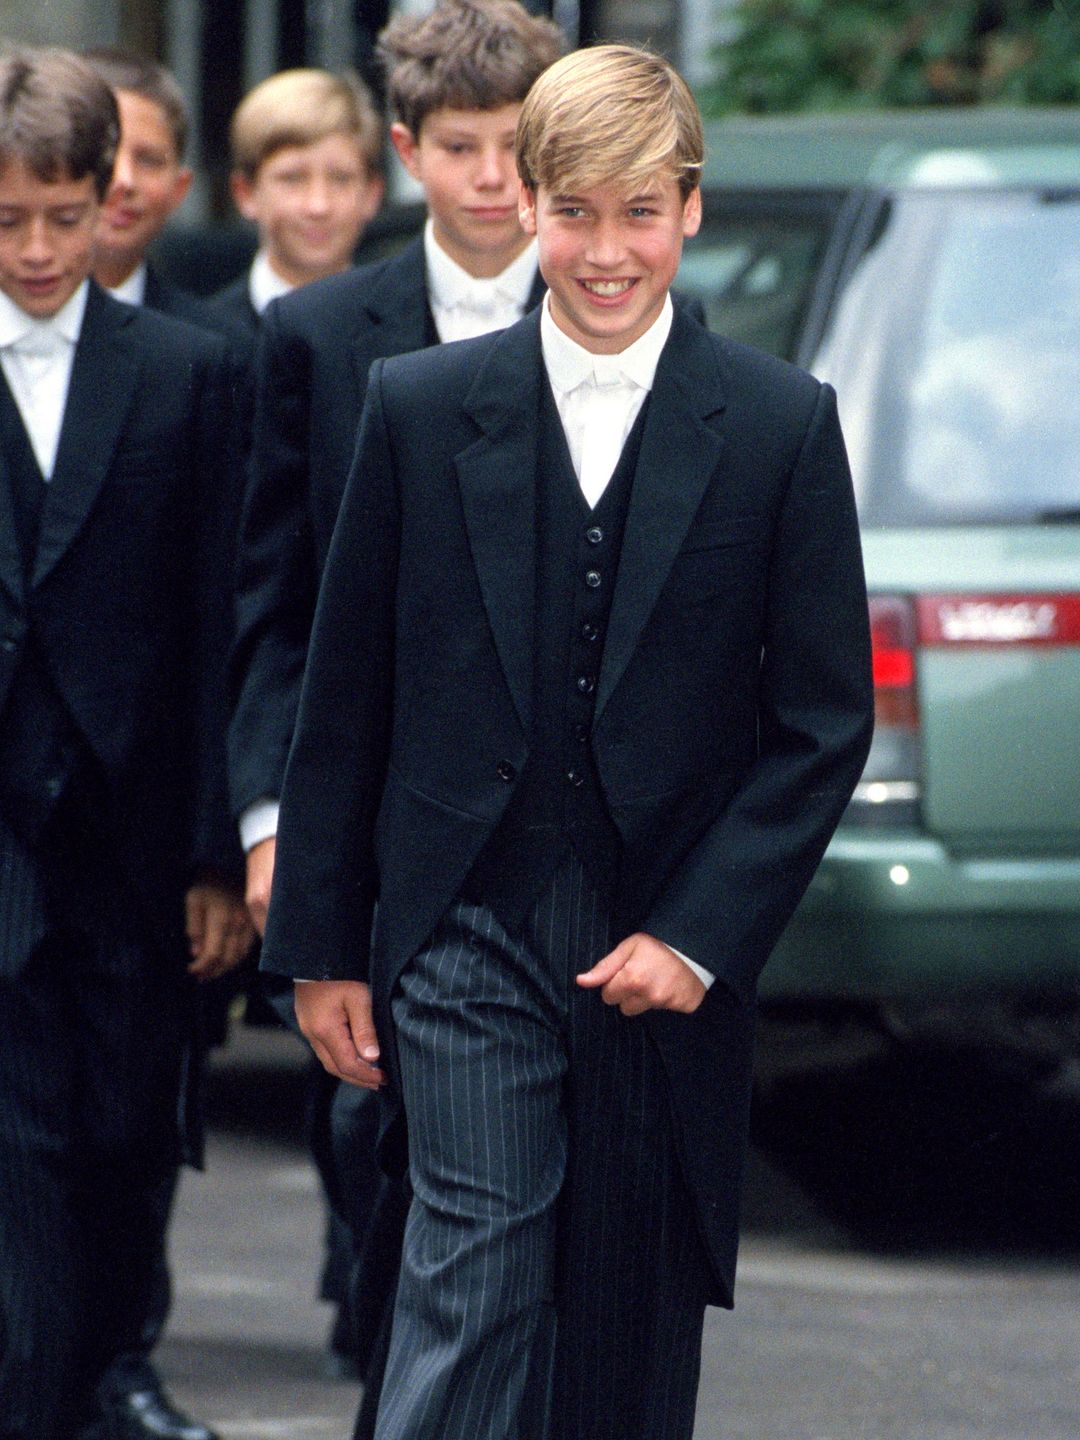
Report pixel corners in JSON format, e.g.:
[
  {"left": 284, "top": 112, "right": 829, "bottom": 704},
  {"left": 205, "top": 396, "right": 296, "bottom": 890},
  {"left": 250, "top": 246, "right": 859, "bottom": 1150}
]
[{"left": 763, "top": 829, "right": 1080, "bottom": 1000}]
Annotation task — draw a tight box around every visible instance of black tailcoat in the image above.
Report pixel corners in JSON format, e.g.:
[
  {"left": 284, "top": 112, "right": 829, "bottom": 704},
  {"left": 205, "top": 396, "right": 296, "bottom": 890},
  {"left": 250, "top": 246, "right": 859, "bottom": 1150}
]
[
  {"left": 0, "top": 282, "right": 241, "bottom": 938},
  {"left": 262, "top": 304, "right": 874, "bottom": 1305},
  {"left": 229, "top": 236, "right": 546, "bottom": 818}
]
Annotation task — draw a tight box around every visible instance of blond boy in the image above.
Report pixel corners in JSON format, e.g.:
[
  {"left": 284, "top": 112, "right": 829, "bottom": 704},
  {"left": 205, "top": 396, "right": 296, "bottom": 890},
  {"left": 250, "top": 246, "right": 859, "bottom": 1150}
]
[
  {"left": 210, "top": 68, "right": 383, "bottom": 334},
  {"left": 263, "top": 43, "right": 873, "bottom": 1440}
]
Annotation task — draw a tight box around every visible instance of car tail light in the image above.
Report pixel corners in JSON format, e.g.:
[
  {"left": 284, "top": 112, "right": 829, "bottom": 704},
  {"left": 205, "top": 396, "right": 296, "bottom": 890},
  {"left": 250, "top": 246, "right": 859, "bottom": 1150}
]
[
  {"left": 870, "top": 595, "right": 918, "bottom": 730},
  {"left": 849, "top": 595, "right": 920, "bottom": 818}
]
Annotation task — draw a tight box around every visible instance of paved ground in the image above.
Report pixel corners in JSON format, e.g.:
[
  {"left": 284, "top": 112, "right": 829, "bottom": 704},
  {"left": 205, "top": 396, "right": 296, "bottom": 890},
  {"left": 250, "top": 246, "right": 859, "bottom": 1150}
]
[{"left": 158, "top": 1025, "right": 1080, "bottom": 1440}]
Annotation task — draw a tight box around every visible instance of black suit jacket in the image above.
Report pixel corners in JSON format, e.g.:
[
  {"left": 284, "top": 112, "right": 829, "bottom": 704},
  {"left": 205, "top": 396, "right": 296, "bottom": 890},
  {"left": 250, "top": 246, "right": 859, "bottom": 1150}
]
[
  {"left": 228, "top": 236, "right": 546, "bottom": 818},
  {"left": 0, "top": 283, "right": 242, "bottom": 944},
  {"left": 206, "top": 273, "right": 261, "bottom": 344},
  {"left": 261, "top": 304, "right": 874, "bottom": 1304}
]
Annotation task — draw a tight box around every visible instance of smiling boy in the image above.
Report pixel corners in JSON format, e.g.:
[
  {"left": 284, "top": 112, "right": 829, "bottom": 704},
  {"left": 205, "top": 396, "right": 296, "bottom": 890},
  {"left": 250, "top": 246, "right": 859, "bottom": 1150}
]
[
  {"left": 210, "top": 68, "right": 384, "bottom": 336},
  {"left": 262, "top": 43, "right": 874, "bottom": 1440}
]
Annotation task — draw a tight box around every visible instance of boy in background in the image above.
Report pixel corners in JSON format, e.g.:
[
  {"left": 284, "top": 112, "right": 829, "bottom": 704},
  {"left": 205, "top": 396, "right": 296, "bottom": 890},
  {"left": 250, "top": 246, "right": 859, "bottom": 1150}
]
[
  {"left": 210, "top": 67, "right": 384, "bottom": 338},
  {"left": 262, "top": 44, "right": 873, "bottom": 1440},
  {"left": 0, "top": 48, "right": 247, "bottom": 1440},
  {"left": 228, "top": 2, "right": 562, "bottom": 1427},
  {"left": 82, "top": 49, "right": 217, "bottom": 329}
]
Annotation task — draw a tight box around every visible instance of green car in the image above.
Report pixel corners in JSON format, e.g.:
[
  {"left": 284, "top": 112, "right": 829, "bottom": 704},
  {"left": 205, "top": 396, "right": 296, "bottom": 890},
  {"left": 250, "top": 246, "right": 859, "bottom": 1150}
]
[{"left": 677, "top": 110, "right": 1080, "bottom": 1069}]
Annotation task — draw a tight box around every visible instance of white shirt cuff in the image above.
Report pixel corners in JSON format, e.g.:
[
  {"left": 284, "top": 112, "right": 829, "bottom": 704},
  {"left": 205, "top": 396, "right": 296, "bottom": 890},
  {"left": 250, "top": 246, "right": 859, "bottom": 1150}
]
[
  {"left": 239, "top": 799, "right": 280, "bottom": 853},
  {"left": 665, "top": 945, "right": 715, "bottom": 990}
]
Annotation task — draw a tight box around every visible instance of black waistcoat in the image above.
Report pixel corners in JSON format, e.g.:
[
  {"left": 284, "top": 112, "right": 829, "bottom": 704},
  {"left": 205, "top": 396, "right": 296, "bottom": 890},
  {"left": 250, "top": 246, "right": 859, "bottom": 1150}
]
[
  {"left": 0, "top": 380, "right": 90, "bottom": 844},
  {"left": 462, "top": 378, "right": 650, "bottom": 929}
]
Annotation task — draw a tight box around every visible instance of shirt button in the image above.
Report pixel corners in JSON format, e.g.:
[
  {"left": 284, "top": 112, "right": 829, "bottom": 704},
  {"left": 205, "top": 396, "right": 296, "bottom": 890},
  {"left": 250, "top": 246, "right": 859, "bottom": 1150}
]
[
  {"left": 576, "top": 675, "right": 595, "bottom": 695},
  {"left": 566, "top": 769, "right": 585, "bottom": 788},
  {"left": 580, "top": 623, "right": 600, "bottom": 642},
  {"left": 586, "top": 526, "right": 603, "bottom": 545},
  {"left": 585, "top": 570, "right": 601, "bottom": 589},
  {"left": 496, "top": 760, "right": 517, "bottom": 783}
]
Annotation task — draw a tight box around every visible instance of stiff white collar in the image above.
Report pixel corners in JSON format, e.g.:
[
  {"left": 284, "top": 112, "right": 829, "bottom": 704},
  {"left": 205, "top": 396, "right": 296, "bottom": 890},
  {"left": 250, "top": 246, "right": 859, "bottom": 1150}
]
[
  {"left": 540, "top": 291, "right": 673, "bottom": 395},
  {"left": 424, "top": 218, "right": 537, "bottom": 314},
  {"left": 0, "top": 280, "right": 90, "bottom": 352},
  {"left": 248, "top": 250, "right": 296, "bottom": 316}
]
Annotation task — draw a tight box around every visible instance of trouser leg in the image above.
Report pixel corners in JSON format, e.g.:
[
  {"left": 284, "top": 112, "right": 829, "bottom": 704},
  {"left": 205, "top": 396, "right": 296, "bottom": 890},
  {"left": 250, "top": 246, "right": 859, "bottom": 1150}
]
[
  {"left": 378, "top": 900, "right": 567, "bottom": 1440},
  {"left": 378, "top": 857, "right": 710, "bottom": 1440},
  {"left": 0, "top": 821, "right": 81, "bottom": 1440}
]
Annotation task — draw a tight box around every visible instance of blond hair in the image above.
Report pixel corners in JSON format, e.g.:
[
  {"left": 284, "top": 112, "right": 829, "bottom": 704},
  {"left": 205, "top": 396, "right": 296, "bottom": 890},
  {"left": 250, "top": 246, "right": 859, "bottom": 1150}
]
[
  {"left": 230, "top": 68, "right": 381, "bottom": 179},
  {"left": 516, "top": 45, "right": 703, "bottom": 200},
  {"left": 379, "top": 0, "right": 563, "bottom": 139}
]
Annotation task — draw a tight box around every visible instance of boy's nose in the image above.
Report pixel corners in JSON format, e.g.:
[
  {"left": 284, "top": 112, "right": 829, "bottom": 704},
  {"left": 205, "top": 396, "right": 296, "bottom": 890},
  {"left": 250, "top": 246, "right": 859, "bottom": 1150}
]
[
  {"left": 585, "top": 219, "right": 626, "bottom": 268},
  {"left": 474, "top": 147, "right": 511, "bottom": 191},
  {"left": 303, "top": 177, "right": 333, "bottom": 213},
  {"left": 21, "top": 216, "right": 53, "bottom": 263},
  {"left": 109, "top": 148, "right": 135, "bottom": 193}
]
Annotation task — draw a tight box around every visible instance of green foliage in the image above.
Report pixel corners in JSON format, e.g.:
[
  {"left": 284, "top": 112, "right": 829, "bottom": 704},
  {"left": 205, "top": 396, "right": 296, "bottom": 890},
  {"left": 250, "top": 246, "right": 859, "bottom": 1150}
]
[{"left": 701, "top": 0, "right": 1080, "bottom": 114}]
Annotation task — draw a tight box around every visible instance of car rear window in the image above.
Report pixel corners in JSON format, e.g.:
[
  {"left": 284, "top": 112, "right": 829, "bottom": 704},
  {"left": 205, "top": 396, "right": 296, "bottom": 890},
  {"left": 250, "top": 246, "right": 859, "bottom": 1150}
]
[
  {"left": 678, "top": 194, "right": 838, "bottom": 360},
  {"left": 814, "top": 190, "right": 1080, "bottom": 526}
]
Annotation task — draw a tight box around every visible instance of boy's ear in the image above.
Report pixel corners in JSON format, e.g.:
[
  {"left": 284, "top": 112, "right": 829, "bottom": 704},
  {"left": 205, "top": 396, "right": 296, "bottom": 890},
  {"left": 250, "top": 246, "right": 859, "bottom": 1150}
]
[
  {"left": 518, "top": 182, "right": 538, "bottom": 238},
  {"left": 230, "top": 169, "right": 260, "bottom": 223},
  {"left": 165, "top": 165, "right": 194, "bottom": 219},
  {"left": 358, "top": 171, "right": 386, "bottom": 227},
  {"left": 389, "top": 122, "right": 421, "bottom": 180},
  {"left": 682, "top": 186, "right": 702, "bottom": 239}
]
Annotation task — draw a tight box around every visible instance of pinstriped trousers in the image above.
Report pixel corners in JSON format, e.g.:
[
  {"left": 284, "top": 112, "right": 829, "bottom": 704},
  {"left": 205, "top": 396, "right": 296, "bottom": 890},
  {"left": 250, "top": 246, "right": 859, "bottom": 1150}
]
[
  {"left": 0, "top": 812, "right": 184, "bottom": 1440},
  {"left": 377, "top": 855, "right": 710, "bottom": 1440}
]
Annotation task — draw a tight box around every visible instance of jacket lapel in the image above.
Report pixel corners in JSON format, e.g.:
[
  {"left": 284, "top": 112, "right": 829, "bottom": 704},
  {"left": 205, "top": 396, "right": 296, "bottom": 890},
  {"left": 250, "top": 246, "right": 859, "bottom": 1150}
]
[
  {"left": 33, "top": 284, "right": 142, "bottom": 589},
  {"left": 0, "top": 384, "right": 23, "bottom": 607},
  {"left": 595, "top": 308, "right": 729, "bottom": 721},
  {"left": 454, "top": 313, "right": 544, "bottom": 733},
  {"left": 351, "top": 238, "right": 434, "bottom": 392}
]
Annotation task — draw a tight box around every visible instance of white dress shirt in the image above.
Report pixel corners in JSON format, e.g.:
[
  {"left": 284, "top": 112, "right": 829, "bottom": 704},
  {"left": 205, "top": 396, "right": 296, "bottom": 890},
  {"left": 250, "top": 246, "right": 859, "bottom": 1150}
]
[
  {"left": 106, "top": 262, "right": 147, "bottom": 307},
  {"left": 0, "top": 281, "right": 89, "bottom": 480},
  {"left": 540, "top": 292, "right": 673, "bottom": 508},
  {"left": 425, "top": 220, "right": 538, "bottom": 343},
  {"left": 249, "top": 249, "right": 297, "bottom": 317}
]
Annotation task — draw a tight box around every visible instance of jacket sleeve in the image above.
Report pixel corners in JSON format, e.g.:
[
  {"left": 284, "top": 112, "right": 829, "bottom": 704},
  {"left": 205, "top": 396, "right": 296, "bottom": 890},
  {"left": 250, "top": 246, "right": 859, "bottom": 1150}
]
[
  {"left": 645, "top": 382, "right": 873, "bottom": 1006},
  {"left": 260, "top": 360, "right": 399, "bottom": 981},
  {"left": 228, "top": 300, "right": 321, "bottom": 821},
  {"left": 187, "top": 335, "right": 247, "bottom": 882}
]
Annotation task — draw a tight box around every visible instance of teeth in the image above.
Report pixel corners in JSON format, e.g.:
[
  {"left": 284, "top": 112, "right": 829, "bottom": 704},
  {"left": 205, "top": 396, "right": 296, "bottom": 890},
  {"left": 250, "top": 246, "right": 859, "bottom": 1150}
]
[{"left": 582, "top": 279, "right": 632, "bottom": 296}]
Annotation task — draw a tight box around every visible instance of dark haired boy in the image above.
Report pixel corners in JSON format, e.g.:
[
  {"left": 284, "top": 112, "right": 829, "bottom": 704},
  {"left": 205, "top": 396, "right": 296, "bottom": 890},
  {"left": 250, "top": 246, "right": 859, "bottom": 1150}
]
[
  {"left": 81, "top": 49, "right": 217, "bottom": 328},
  {"left": 262, "top": 43, "right": 874, "bottom": 1440},
  {"left": 229, "top": 4, "right": 562, "bottom": 1424},
  {"left": 0, "top": 48, "right": 248, "bottom": 1440}
]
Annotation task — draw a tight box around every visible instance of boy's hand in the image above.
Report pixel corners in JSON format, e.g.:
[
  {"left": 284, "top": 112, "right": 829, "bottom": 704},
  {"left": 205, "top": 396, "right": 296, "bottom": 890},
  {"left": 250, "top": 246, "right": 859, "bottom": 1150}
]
[
  {"left": 185, "top": 882, "right": 256, "bottom": 981},
  {"left": 577, "top": 933, "right": 706, "bottom": 1017},
  {"left": 244, "top": 835, "right": 276, "bottom": 937},
  {"left": 294, "top": 979, "right": 386, "bottom": 1089}
]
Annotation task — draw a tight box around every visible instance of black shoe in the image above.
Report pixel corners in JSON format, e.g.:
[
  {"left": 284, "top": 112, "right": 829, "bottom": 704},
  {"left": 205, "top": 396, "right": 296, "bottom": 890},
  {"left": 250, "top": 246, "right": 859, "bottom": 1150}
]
[{"left": 104, "top": 1389, "right": 220, "bottom": 1440}]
